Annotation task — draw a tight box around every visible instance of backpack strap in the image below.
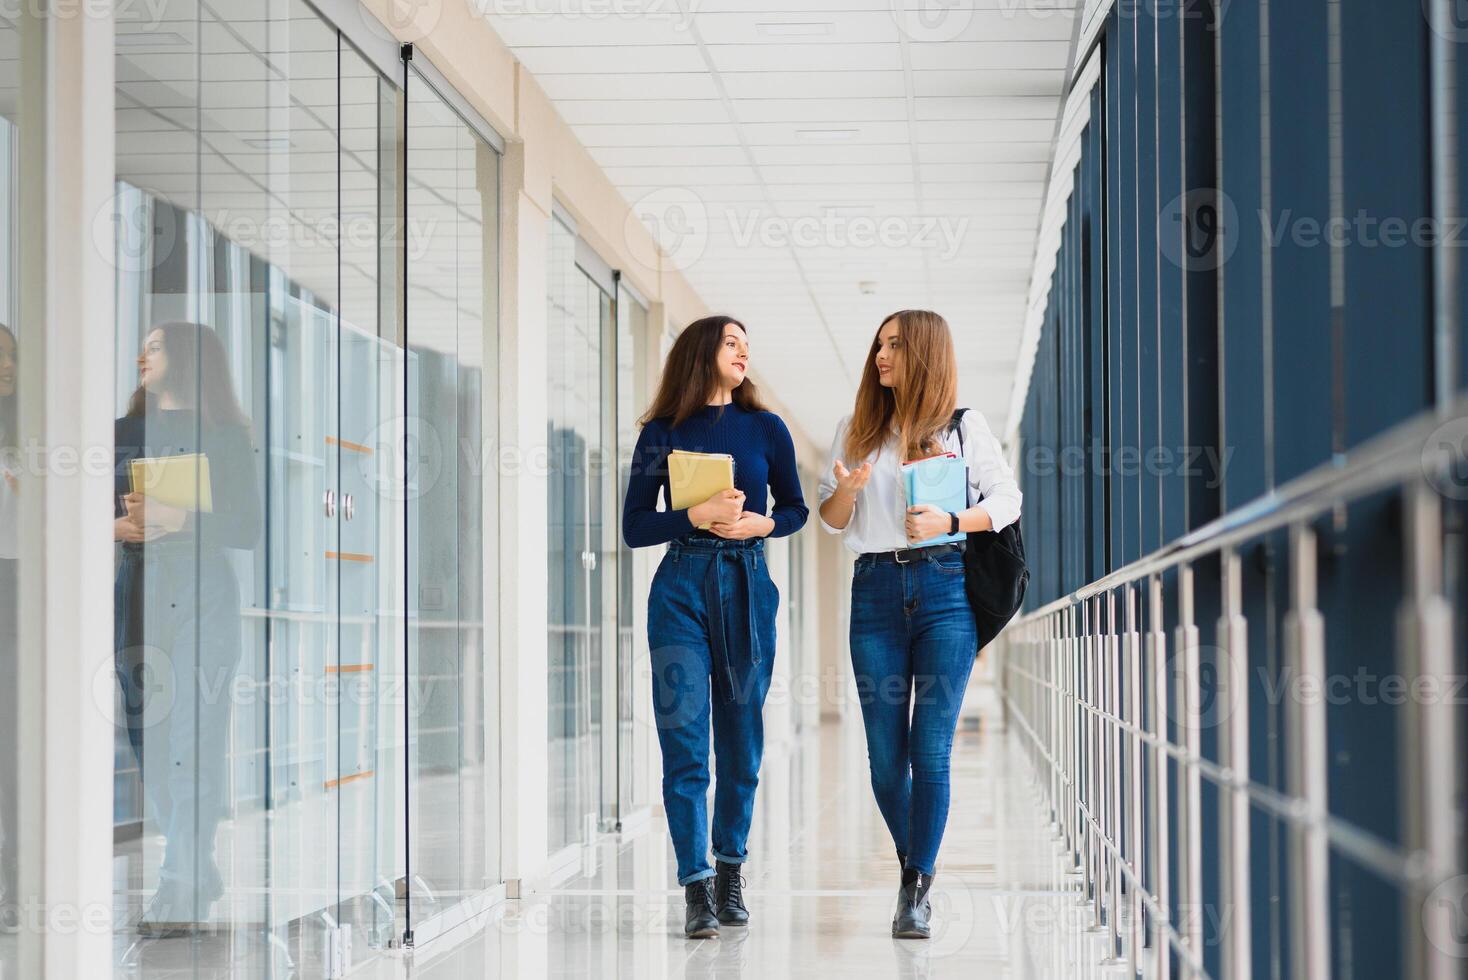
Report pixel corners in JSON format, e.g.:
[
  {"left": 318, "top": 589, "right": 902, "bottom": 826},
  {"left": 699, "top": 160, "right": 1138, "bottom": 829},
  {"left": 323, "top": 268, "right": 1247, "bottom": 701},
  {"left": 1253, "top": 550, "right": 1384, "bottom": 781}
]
[{"left": 949, "top": 408, "right": 972, "bottom": 507}]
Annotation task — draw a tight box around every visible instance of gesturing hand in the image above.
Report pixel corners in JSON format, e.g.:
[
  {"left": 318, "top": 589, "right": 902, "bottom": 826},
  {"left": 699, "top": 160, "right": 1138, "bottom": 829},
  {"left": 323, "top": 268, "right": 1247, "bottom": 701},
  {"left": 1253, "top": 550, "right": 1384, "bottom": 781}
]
[
  {"left": 832, "top": 459, "right": 872, "bottom": 496},
  {"left": 708, "top": 511, "right": 776, "bottom": 541}
]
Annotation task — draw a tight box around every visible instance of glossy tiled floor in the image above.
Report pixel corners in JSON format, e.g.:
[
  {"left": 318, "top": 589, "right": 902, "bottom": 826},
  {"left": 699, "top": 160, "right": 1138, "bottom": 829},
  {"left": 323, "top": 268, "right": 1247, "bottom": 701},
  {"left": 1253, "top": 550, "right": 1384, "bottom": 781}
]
[
  {"left": 107, "top": 678, "right": 1130, "bottom": 979},
  {"left": 382, "top": 680, "right": 1121, "bottom": 979}
]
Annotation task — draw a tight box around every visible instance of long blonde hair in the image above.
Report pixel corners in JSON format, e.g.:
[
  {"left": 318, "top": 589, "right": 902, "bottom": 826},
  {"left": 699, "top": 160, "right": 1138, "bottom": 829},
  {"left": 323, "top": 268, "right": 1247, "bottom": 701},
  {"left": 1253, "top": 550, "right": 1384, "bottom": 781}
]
[{"left": 843, "top": 309, "right": 958, "bottom": 463}]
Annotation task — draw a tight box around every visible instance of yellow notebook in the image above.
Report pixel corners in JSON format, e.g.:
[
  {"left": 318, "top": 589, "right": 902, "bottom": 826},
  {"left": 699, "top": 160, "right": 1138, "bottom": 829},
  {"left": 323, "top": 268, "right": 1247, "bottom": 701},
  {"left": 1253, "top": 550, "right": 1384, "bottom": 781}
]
[
  {"left": 128, "top": 452, "right": 214, "bottom": 513},
  {"left": 667, "top": 449, "right": 735, "bottom": 529}
]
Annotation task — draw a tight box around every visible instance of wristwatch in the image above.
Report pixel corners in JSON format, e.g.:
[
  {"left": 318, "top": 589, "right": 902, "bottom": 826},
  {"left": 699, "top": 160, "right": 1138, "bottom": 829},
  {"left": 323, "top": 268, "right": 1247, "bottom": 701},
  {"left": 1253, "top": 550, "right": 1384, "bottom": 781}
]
[{"left": 948, "top": 511, "right": 960, "bottom": 535}]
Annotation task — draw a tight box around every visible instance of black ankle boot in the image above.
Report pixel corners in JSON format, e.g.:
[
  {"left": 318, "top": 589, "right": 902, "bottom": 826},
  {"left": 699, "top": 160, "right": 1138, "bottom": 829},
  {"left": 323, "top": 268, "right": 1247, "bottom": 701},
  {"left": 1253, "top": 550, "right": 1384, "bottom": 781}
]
[
  {"left": 892, "top": 868, "right": 934, "bottom": 939},
  {"left": 714, "top": 860, "right": 749, "bottom": 925},
  {"left": 684, "top": 878, "right": 720, "bottom": 939}
]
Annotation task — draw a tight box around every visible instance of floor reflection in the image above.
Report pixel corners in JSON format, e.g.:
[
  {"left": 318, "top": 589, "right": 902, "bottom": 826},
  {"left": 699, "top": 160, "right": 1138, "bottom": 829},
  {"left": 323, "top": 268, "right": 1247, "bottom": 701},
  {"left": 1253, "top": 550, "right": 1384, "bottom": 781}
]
[{"left": 107, "top": 678, "right": 1125, "bottom": 979}]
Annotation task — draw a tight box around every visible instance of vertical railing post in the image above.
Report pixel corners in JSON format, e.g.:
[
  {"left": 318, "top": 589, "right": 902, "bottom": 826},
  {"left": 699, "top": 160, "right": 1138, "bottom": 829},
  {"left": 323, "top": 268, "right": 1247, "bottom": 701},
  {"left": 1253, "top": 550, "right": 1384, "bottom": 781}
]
[
  {"left": 1399, "top": 480, "right": 1456, "bottom": 980},
  {"left": 1092, "top": 589, "right": 1103, "bottom": 927},
  {"left": 1125, "top": 581, "right": 1144, "bottom": 972},
  {"left": 1105, "top": 587, "right": 1123, "bottom": 961},
  {"left": 1284, "top": 522, "right": 1330, "bottom": 980},
  {"left": 1074, "top": 601, "right": 1086, "bottom": 868},
  {"left": 1053, "top": 607, "right": 1068, "bottom": 845},
  {"left": 1218, "top": 549, "right": 1253, "bottom": 980},
  {"left": 1175, "top": 561, "right": 1203, "bottom": 967},
  {"left": 1050, "top": 609, "right": 1062, "bottom": 834},
  {"left": 1148, "top": 573, "right": 1172, "bottom": 980}
]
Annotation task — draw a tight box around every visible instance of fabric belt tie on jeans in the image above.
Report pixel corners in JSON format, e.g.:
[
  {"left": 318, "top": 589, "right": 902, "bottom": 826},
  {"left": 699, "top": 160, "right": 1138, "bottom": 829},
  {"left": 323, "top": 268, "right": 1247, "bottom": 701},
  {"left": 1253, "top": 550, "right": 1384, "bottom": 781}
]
[{"left": 681, "top": 538, "right": 763, "bottom": 705}]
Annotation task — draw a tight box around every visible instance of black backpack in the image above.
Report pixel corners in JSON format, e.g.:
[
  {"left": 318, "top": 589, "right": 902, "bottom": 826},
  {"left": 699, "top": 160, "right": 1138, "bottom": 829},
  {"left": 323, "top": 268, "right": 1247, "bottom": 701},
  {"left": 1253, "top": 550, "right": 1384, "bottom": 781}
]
[{"left": 950, "top": 409, "right": 1029, "bottom": 650}]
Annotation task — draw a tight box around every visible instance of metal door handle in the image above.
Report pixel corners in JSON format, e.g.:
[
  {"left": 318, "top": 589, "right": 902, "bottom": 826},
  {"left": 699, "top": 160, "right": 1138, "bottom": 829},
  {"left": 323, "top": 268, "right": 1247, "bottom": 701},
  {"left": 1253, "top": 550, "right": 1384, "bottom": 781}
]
[
  {"left": 343, "top": 493, "right": 355, "bottom": 522},
  {"left": 324, "top": 488, "right": 336, "bottom": 518},
  {"left": 581, "top": 550, "right": 596, "bottom": 571}
]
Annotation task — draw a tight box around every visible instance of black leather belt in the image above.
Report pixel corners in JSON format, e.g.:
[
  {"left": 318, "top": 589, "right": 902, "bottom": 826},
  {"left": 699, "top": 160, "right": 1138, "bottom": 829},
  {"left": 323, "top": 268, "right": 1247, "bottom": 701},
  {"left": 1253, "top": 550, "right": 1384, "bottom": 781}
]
[{"left": 860, "top": 541, "right": 966, "bottom": 565}]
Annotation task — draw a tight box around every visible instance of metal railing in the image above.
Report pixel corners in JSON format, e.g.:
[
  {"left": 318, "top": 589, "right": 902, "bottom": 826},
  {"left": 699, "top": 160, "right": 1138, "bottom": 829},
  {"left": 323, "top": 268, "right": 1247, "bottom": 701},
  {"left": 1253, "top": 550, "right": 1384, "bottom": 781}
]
[{"left": 997, "top": 400, "right": 1466, "bottom": 979}]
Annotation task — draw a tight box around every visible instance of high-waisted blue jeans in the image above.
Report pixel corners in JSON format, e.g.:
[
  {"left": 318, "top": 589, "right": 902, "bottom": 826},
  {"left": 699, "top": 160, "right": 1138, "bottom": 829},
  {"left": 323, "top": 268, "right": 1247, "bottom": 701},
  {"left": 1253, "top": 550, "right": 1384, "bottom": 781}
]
[
  {"left": 115, "top": 543, "right": 243, "bottom": 909},
  {"left": 849, "top": 546, "right": 977, "bottom": 876},
  {"left": 647, "top": 535, "right": 778, "bottom": 886}
]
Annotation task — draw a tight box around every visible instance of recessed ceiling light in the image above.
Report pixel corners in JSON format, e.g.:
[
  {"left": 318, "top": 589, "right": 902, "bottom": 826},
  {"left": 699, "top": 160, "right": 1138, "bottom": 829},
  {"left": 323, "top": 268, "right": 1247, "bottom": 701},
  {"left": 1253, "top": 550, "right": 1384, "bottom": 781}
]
[
  {"left": 756, "top": 21, "right": 834, "bottom": 38},
  {"left": 795, "top": 129, "right": 859, "bottom": 143}
]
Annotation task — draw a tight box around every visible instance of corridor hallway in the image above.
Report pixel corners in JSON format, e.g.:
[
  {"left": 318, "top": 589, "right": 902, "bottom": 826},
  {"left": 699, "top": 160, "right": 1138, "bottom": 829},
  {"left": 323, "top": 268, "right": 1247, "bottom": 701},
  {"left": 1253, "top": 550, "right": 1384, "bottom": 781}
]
[
  {"left": 342, "top": 673, "right": 1114, "bottom": 980},
  {"left": 5, "top": 0, "right": 1466, "bottom": 978}
]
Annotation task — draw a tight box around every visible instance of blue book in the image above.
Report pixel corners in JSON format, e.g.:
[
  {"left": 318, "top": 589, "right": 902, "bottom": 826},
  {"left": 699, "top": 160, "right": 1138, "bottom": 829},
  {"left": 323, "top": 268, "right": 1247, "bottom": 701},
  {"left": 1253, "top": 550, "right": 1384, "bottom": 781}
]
[{"left": 900, "top": 454, "right": 968, "bottom": 546}]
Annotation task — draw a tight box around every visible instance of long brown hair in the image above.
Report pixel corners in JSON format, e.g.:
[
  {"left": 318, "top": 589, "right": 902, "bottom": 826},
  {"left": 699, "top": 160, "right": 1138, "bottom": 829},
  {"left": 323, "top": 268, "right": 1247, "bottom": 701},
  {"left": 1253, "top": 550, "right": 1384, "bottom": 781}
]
[
  {"left": 844, "top": 309, "right": 959, "bottom": 463},
  {"left": 126, "top": 321, "right": 251, "bottom": 430},
  {"left": 639, "top": 315, "right": 769, "bottom": 428}
]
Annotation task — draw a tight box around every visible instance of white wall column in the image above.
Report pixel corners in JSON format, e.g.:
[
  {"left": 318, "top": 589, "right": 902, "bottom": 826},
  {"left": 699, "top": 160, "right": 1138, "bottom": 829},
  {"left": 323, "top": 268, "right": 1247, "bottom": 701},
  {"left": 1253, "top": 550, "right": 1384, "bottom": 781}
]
[
  {"left": 15, "top": 3, "right": 115, "bottom": 978},
  {"left": 496, "top": 140, "right": 551, "bottom": 895}
]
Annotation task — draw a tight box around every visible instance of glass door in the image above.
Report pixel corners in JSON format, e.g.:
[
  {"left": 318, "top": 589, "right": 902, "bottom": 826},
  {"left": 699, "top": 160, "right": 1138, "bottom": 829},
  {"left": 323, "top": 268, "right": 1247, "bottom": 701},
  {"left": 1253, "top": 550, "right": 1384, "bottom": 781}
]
[
  {"left": 109, "top": 2, "right": 353, "bottom": 973},
  {"left": 112, "top": 5, "right": 408, "bottom": 973},
  {"left": 546, "top": 217, "right": 614, "bottom": 854},
  {"left": 613, "top": 285, "right": 648, "bottom": 823},
  {"left": 402, "top": 58, "right": 500, "bottom": 945},
  {"left": 335, "top": 40, "right": 406, "bottom": 953},
  {"left": 111, "top": 3, "right": 502, "bottom": 971}
]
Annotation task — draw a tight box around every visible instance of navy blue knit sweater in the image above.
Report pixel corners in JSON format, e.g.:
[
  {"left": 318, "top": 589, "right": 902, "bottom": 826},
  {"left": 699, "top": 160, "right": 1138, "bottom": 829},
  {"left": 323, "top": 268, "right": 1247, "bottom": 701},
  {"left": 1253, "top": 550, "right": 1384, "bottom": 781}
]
[{"left": 622, "top": 402, "right": 809, "bottom": 548}]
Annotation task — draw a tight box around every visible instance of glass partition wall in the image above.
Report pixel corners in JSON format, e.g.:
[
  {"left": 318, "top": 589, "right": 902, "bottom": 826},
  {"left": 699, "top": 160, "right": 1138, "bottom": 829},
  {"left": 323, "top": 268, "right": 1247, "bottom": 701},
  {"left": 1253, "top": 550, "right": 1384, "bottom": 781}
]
[
  {"left": 547, "top": 222, "right": 649, "bottom": 860},
  {"left": 402, "top": 61, "right": 500, "bottom": 942},
  {"left": 111, "top": 2, "right": 499, "bottom": 973},
  {"left": 613, "top": 285, "right": 648, "bottom": 824},
  {"left": 0, "top": 11, "right": 29, "bottom": 978},
  {"left": 546, "top": 216, "right": 611, "bottom": 855}
]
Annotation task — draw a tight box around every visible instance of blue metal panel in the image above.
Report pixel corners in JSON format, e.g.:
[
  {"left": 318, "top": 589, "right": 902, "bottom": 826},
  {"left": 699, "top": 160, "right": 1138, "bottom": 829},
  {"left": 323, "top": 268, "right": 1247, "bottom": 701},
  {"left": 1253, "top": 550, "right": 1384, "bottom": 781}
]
[
  {"left": 1217, "top": 0, "right": 1268, "bottom": 511},
  {"left": 1156, "top": 8, "right": 1187, "bottom": 547},
  {"left": 1181, "top": 0, "right": 1220, "bottom": 533},
  {"left": 1341, "top": 3, "right": 1433, "bottom": 441},
  {"left": 1268, "top": 2, "right": 1334, "bottom": 485},
  {"left": 1136, "top": 5, "right": 1161, "bottom": 557},
  {"left": 1106, "top": 17, "right": 1126, "bottom": 573}
]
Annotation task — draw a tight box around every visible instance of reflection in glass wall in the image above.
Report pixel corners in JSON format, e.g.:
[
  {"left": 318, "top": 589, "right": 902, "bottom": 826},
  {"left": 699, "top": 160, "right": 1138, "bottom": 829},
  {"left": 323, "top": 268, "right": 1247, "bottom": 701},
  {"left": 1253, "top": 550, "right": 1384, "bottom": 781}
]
[
  {"left": 0, "top": 11, "right": 23, "bottom": 974},
  {"left": 404, "top": 64, "right": 500, "bottom": 934},
  {"left": 111, "top": 0, "right": 500, "bottom": 971},
  {"left": 113, "top": 2, "right": 351, "bottom": 968}
]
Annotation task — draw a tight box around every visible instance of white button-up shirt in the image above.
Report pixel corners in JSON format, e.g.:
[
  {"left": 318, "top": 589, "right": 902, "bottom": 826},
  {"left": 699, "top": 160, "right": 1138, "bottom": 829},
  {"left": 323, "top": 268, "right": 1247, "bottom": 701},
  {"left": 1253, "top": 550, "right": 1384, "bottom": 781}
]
[{"left": 816, "top": 409, "right": 1023, "bottom": 554}]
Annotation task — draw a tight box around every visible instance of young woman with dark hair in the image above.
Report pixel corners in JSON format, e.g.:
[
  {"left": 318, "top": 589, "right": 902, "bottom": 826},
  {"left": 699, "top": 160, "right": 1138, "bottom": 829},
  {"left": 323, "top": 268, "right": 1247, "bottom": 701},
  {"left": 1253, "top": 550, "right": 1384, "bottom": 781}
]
[
  {"left": 113, "top": 321, "right": 261, "bottom": 937},
  {"left": 817, "top": 310, "right": 1022, "bottom": 939},
  {"left": 623, "top": 315, "right": 808, "bottom": 939}
]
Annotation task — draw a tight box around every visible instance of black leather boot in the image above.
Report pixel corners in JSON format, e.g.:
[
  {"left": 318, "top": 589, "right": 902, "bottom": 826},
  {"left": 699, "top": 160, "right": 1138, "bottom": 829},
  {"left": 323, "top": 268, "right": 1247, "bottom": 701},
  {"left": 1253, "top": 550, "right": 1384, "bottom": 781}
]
[
  {"left": 684, "top": 878, "right": 720, "bottom": 939},
  {"left": 714, "top": 860, "right": 749, "bottom": 925},
  {"left": 891, "top": 868, "right": 934, "bottom": 939}
]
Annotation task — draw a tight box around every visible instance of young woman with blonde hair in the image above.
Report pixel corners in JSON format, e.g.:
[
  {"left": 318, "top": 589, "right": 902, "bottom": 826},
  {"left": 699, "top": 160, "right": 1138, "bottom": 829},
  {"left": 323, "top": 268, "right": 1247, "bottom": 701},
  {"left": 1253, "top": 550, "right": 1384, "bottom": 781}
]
[{"left": 817, "top": 309, "right": 1022, "bottom": 939}]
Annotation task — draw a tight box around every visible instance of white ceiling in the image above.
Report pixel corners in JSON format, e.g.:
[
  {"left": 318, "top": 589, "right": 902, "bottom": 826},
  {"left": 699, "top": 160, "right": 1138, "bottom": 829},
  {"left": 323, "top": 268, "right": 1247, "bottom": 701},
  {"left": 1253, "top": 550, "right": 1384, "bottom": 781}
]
[{"left": 484, "top": 0, "right": 1081, "bottom": 448}]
